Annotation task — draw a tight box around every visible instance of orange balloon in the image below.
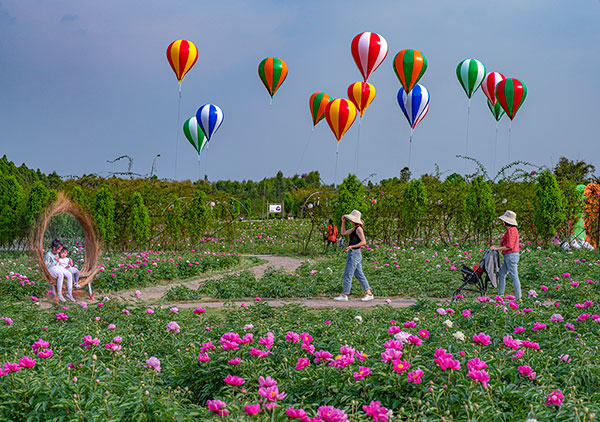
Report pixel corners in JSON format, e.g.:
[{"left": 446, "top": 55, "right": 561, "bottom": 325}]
[
  {"left": 166, "top": 40, "right": 198, "bottom": 83},
  {"left": 325, "top": 99, "right": 357, "bottom": 143},
  {"left": 347, "top": 82, "right": 376, "bottom": 119}
]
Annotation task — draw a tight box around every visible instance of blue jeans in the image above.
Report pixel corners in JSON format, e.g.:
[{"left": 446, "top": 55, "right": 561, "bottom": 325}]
[
  {"left": 497, "top": 252, "right": 521, "bottom": 299},
  {"left": 342, "top": 249, "right": 370, "bottom": 295}
]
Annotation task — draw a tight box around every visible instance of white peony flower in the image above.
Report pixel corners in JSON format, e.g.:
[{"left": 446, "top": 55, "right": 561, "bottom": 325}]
[
  {"left": 443, "top": 319, "right": 453, "bottom": 328},
  {"left": 354, "top": 315, "right": 363, "bottom": 324},
  {"left": 453, "top": 331, "right": 466, "bottom": 341}
]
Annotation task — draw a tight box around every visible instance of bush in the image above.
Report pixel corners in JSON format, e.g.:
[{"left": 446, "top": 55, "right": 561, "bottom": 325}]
[{"left": 534, "top": 170, "right": 566, "bottom": 243}]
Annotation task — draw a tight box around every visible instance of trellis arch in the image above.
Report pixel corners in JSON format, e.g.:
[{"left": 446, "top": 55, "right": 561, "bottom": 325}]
[{"left": 31, "top": 191, "right": 100, "bottom": 297}]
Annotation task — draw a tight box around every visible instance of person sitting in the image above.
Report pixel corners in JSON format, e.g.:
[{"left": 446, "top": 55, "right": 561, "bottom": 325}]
[
  {"left": 58, "top": 246, "right": 81, "bottom": 289},
  {"left": 44, "top": 239, "right": 75, "bottom": 302}
]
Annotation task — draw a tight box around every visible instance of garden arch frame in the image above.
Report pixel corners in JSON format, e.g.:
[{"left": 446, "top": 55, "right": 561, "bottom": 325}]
[{"left": 31, "top": 191, "right": 100, "bottom": 297}]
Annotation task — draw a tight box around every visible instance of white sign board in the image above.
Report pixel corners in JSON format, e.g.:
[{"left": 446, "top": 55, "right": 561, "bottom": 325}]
[{"left": 269, "top": 204, "right": 282, "bottom": 213}]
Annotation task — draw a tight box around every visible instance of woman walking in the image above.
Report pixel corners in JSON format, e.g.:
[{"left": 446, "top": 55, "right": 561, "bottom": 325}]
[
  {"left": 490, "top": 210, "right": 521, "bottom": 300},
  {"left": 334, "top": 210, "right": 374, "bottom": 301}
]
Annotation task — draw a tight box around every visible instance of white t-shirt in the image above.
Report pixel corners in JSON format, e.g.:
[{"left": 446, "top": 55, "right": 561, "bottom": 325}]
[{"left": 58, "top": 257, "right": 70, "bottom": 268}]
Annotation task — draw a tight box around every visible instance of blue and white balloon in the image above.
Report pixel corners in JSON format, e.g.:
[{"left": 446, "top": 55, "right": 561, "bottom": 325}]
[
  {"left": 397, "top": 84, "right": 429, "bottom": 129},
  {"left": 196, "top": 104, "right": 224, "bottom": 142}
]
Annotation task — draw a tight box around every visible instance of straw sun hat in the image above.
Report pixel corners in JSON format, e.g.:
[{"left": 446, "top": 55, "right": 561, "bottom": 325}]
[
  {"left": 498, "top": 210, "right": 518, "bottom": 226},
  {"left": 344, "top": 210, "right": 364, "bottom": 226}
]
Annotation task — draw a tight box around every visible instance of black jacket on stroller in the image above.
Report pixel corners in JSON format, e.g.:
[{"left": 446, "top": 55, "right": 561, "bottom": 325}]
[{"left": 452, "top": 250, "right": 500, "bottom": 300}]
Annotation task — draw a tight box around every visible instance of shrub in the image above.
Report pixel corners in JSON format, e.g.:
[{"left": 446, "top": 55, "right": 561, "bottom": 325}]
[
  {"left": 534, "top": 170, "right": 566, "bottom": 243},
  {"left": 93, "top": 187, "right": 115, "bottom": 247}
]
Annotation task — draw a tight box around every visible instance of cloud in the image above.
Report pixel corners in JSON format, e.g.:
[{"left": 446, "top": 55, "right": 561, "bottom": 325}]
[{"left": 60, "top": 13, "right": 79, "bottom": 23}]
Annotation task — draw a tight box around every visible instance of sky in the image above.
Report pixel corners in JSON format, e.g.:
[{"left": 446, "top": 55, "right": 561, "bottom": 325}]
[{"left": 0, "top": 0, "right": 599, "bottom": 185}]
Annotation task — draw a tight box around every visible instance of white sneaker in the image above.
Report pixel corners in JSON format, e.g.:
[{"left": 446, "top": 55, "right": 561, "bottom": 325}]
[
  {"left": 67, "top": 294, "right": 76, "bottom": 302},
  {"left": 361, "top": 294, "right": 374, "bottom": 302},
  {"left": 333, "top": 294, "right": 348, "bottom": 301},
  {"left": 74, "top": 284, "right": 82, "bottom": 289},
  {"left": 57, "top": 296, "right": 66, "bottom": 302}
]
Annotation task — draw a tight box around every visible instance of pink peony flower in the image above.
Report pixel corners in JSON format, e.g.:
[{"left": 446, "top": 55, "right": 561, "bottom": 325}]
[
  {"left": 362, "top": 400, "right": 389, "bottom": 421},
  {"left": 314, "top": 350, "right": 333, "bottom": 363},
  {"left": 37, "top": 349, "right": 53, "bottom": 359},
  {"left": 318, "top": 405, "right": 348, "bottom": 422},
  {"left": 18, "top": 356, "right": 36, "bottom": 369},
  {"left": 56, "top": 313, "right": 68, "bottom": 321},
  {"left": 223, "top": 374, "right": 245, "bottom": 386},
  {"left": 259, "top": 385, "right": 287, "bottom": 402},
  {"left": 418, "top": 329, "right": 430, "bottom": 339},
  {"left": 546, "top": 389, "right": 564, "bottom": 406},
  {"left": 550, "top": 313, "right": 564, "bottom": 323},
  {"left": 285, "top": 331, "right": 301, "bottom": 342},
  {"left": 197, "top": 353, "right": 210, "bottom": 363},
  {"left": 245, "top": 404, "right": 261, "bottom": 416},
  {"left": 407, "top": 368, "right": 424, "bottom": 384},
  {"left": 295, "top": 358, "right": 310, "bottom": 371},
  {"left": 473, "top": 332, "right": 491, "bottom": 346},
  {"left": 206, "top": 399, "right": 229, "bottom": 416},
  {"left": 353, "top": 366, "right": 372, "bottom": 380},
  {"left": 1, "top": 317, "right": 13, "bottom": 325},
  {"left": 31, "top": 339, "right": 49, "bottom": 351},
  {"left": 467, "top": 358, "right": 488, "bottom": 371},
  {"left": 146, "top": 357, "right": 161, "bottom": 372},
  {"left": 258, "top": 376, "right": 277, "bottom": 387},
  {"left": 462, "top": 309, "right": 471, "bottom": 318},
  {"left": 193, "top": 308, "right": 206, "bottom": 314},
  {"left": 166, "top": 321, "right": 180, "bottom": 333},
  {"left": 467, "top": 369, "right": 490, "bottom": 388},
  {"left": 391, "top": 359, "right": 410, "bottom": 373},
  {"left": 286, "top": 407, "right": 308, "bottom": 420},
  {"left": 145, "top": 309, "right": 154, "bottom": 314},
  {"left": 532, "top": 322, "right": 547, "bottom": 331},
  {"left": 518, "top": 365, "right": 537, "bottom": 379}
]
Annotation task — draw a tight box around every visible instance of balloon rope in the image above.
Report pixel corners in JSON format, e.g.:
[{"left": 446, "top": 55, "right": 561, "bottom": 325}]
[
  {"left": 295, "top": 128, "right": 315, "bottom": 175},
  {"left": 354, "top": 119, "right": 362, "bottom": 176},
  {"left": 408, "top": 128, "right": 413, "bottom": 169},
  {"left": 334, "top": 144, "right": 340, "bottom": 186},
  {"left": 174, "top": 87, "right": 182, "bottom": 180},
  {"left": 197, "top": 154, "right": 201, "bottom": 182},
  {"left": 508, "top": 120, "right": 512, "bottom": 162},
  {"left": 269, "top": 96, "right": 273, "bottom": 106},
  {"left": 466, "top": 99, "right": 471, "bottom": 156},
  {"left": 493, "top": 121, "right": 499, "bottom": 176}
]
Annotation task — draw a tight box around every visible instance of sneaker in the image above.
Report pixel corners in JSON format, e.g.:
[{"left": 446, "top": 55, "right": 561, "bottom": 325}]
[
  {"left": 57, "top": 296, "right": 66, "bottom": 302},
  {"left": 361, "top": 294, "right": 374, "bottom": 302},
  {"left": 333, "top": 294, "right": 348, "bottom": 301},
  {"left": 74, "top": 284, "right": 82, "bottom": 289},
  {"left": 67, "top": 294, "right": 76, "bottom": 302}
]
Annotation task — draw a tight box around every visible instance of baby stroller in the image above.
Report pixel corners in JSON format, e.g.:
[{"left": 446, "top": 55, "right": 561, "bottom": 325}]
[{"left": 451, "top": 256, "right": 490, "bottom": 302}]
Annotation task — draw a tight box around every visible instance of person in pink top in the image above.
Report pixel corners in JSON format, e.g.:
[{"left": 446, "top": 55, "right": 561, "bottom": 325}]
[{"left": 490, "top": 210, "right": 521, "bottom": 300}]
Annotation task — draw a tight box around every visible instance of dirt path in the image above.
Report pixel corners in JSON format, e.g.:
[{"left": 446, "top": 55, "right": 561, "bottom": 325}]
[{"left": 111, "top": 255, "right": 305, "bottom": 302}]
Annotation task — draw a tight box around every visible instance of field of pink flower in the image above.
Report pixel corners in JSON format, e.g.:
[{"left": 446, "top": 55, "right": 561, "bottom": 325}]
[{"left": 1, "top": 283, "right": 599, "bottom": 421}]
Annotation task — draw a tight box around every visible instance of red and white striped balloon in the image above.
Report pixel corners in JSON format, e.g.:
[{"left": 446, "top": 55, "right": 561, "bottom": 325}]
[
  {"left": 350, "top": 32, "right": 388, "bottom": 82},
  {"left": 481, "top": 72, "right": 506, "bottom": 105}
]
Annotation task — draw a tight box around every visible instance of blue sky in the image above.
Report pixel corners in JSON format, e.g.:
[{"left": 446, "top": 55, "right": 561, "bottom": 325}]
[{"left": 0, "top": 0, "right": 598, "bottom": 184}]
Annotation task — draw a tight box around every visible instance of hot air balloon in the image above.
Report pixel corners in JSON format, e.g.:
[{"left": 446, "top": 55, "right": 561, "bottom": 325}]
[
  {"left": 347, "top": 82, "right": 376, "bottom": 119},
  {"left": 481, "top": 72, "right": 505, "bottom": 105},
  {"left": 258, "top": 57, "right": 288, "bottom": 99},
  {"left": 397, "top": 84, "right": 430, "bottom": 130},
  {"left": 393, "top": 49, "right": 427, "bottom": 94},
  {"left": 495, "top": 78, "right": 527, "bottom": 120},
  {"left": 325, "top": 99, "right": 357, "bottom": 144},
  {"left": 196, "top": 104, "right": 224, "bottom": 142},
  {"left": 456, "top": 59, "right": 486, "bottom": 99},
  {"left": 487, "top": 99, "right": 505, "bottom": 122},
  {"left": 166, "top": 40, "right": 199, "bottom": 84},
  {"left": 309, "top": 92, "right": 331, "bottom": 127},
  {"left": 350, "top": 32, "right": 388, "bottom": 82},
  {"left": 183, "top": 117, "right": 207, "bottom": 159}
]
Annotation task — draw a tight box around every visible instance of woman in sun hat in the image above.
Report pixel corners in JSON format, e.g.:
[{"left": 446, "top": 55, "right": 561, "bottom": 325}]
[
  {"left": 490, "top": 210, "right": 521, "bottom": 300},
  {"left": 334, "top": 210, "right": 374, "bottom": 301}
]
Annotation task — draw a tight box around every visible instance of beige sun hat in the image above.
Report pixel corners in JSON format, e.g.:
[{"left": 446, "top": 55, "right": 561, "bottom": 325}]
[
  {"left": 344, "top": 210, "right": 364, "bottom": 226},
  {"left": 498, "top": 210, "right": 518, "bottom": 226}
]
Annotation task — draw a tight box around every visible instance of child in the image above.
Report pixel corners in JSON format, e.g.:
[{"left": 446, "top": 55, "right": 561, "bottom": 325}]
[
  {"left": 44, "top": 239, "right": 75, "bottom": 302},
  {"left": 58, "top": 246, "right": 81, "bottom": 289}
]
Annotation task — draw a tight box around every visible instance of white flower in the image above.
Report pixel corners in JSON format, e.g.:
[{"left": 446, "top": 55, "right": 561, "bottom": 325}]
[
  {"left": 436, "top": 308, "right": 447, "bottom": 316},
  {"left": 326, "top": 267, "right": 333, "bottom": 274},
  {"left": 354, "top": 315, "right": 363, "bottom": 324},
  {"left": 394, "top": 331, "right": 412, "bottom": 343},
  {"left": 443, "top": 319, "right": 453, "bottom": 328},
  {"left": 453, "top": 331, "right": 466, "bottom": 341},
  {"left": 243, "top": 324, "right": 254, "bottom": 331}
]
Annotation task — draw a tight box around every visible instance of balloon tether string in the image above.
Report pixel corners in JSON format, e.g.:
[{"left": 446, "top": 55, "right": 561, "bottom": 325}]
[
  {"left": 334, "top": 143, "right": 340, "bottom": 186},
  {"left": 296, "top": 127, "right": 315, "bottom": 175},
  {"left": 408, "top": 128, "right": 413, "bottom": 170},
  {"left": 508, "top": 120, "right": 512, "bottom": 162},
  {"left": 493, "top": 121, "right": 499, "bottom": 176},
  {"left": 354, "top": 119, "right": 362, "bottom": 176},
  {"left": 174, "top": 84, "right": 182, "bottom": 180}
]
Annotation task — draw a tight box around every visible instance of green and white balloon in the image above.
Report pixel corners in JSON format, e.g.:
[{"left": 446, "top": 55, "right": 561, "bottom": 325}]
[
  {"left": 183, "top": 116, "right": 207, "bottom": 159},
  {"left": 456, "top": 59, "right": 486, "bottom": 99}
]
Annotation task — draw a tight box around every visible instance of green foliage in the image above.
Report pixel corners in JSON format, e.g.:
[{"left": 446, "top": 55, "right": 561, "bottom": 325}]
[
  {"left": 553, "top": 156, "right": 596, "bottom": 184},
  {"left": 334, "top": 174, "right": 365, "bottom": 228},
  {"left": 186, "top": 189, "right": 210, "bottom": 246},
  {"left": 93, "top": 186, "right": 116, "bottom": 247},
  {"left": 23, "top": 181, "right": 53, "bottom": 228},
  {"left": 466, "top": 176, "right": 496, "bottom": 241},
  {"left": 164, "top": 194, "right": 184, "bottom": 248},
  {"left": 128, "top": 192, "right": 151, "bottom": 249},
  {"left": 534, "top": 170, "right": 566, "bottom": 243},
  {"left": 0, "top": 174, "right": 24, "bottom": 247},
  {"left": 400, "top": 179, "right": 427, "bottom": 238}
]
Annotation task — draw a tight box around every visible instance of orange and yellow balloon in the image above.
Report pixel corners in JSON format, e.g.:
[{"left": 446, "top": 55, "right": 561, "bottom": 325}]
[
  {"left": 347, "top": 82, "right": 376, "bottom": 119},
  {"left": 309, "top": 92, "right": 331, "bottom": 127},
  {"left": 325, "top": 99, "right": 357, "bottom": 143},
  {"left": 166, "top": 40, "right": 198, "bottom": 83}
]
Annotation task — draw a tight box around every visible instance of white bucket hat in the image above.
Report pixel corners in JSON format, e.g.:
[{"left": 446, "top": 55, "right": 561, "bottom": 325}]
[
  {"left": 498, "top": 210, "right": 518, "bottom": 226},
  {"left": 344, "top": 210, "right": 364, "bottom": 226}
]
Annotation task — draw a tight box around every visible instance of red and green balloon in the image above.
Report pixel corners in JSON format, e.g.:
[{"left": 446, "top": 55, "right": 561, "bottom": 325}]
[{"left": 495, "top": 78, "right": 527, "bottom": 120}]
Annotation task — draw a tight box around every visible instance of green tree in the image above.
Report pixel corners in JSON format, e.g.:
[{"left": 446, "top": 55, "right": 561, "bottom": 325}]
[
  {"left": 553, "top": 157, "right": 595, "bottom": 184},
  {"left": 400, "top": 179, "right": 427, "bottom": 238},
  {"left": 333, "top": 174, "right": 366, "bottom": 229},
  {"left": 23, "top": 181, "right": 53, "bottom": 231},
  {"left": 186, "top": 189, "right": 210, "bottom": 246},
  {"left": 466, "top": 176, "right": 496, "bottom": 241},
  {"left": 0, "top": 174, "right": 24, "bottom": 247},
  {"left": 534, "top": 170, "right": 566, "bottom": 243},
  {"left": 165, "top": 194, "right": 184, "bottom": 248},
  {"left": 128, "top": 192, "right": 151, "bottom": 249},
  {"left": 93, "top": 187, "right": 115, "bottom": 248}
]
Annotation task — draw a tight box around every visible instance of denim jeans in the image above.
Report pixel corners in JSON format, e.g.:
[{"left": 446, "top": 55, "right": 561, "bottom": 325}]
[
  {"left": 497, "top": 252, "right": 521, "bottom": 299},
  {"left": 342, "top": 249, "right": 370, "bottom": 294}
]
